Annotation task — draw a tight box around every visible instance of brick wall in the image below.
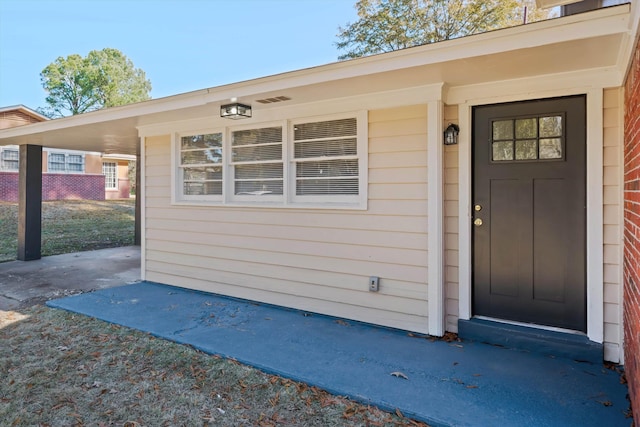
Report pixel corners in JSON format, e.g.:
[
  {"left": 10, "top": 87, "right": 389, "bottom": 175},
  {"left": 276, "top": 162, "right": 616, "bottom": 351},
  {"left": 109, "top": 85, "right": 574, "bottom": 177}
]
[
  {"left": 623, "top": 38, "right": 640, "bottom": 422},
  {"left": 0, "top": 172, "right": 19, "bottom": 201},
  {"left": 0, "top": 173, "right": 105, "bottom": 202}
]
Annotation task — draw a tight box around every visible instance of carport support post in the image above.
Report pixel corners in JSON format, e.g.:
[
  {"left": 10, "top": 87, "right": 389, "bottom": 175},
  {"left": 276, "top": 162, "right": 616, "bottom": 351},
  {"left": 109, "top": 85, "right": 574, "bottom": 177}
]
[
  {"left": 17, "top": 144, "right": 42, "bottom": 261},
  {"left": 134, "top": 151, "right": 141, "bottom": 246}
]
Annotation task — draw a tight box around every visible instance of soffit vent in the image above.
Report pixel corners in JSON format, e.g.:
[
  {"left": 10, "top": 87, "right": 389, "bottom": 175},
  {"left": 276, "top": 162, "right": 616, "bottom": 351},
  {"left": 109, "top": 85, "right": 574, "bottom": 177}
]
[{"left": 255, "top": 96, "right": 292, "bottom": 104}]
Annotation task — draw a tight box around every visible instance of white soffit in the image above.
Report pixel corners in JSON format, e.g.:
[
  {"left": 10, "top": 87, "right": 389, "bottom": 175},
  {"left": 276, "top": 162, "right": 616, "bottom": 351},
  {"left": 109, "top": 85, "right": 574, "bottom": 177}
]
[
  {"left": 536, "top": 0, "right": 581, "bottom": 8},
  {"left": 0, "top": 4, "right": 633, "bottom": 155}
]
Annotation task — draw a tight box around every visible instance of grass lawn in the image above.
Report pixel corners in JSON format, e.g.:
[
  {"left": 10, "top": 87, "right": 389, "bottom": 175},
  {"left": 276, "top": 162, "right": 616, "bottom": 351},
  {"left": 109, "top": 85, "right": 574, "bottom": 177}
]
[
  {"left": 0, "top": 199, "right": 135, "bottom": 262},
  {"left": 0, "top": 306, "right": 428, "bottom": 426}
]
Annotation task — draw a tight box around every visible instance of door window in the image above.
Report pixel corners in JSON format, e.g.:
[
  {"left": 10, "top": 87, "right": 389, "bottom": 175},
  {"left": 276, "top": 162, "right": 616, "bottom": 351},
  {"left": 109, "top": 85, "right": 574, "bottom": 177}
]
[{"left": 491, "top": 115, "right": 564, "bottom": 162}]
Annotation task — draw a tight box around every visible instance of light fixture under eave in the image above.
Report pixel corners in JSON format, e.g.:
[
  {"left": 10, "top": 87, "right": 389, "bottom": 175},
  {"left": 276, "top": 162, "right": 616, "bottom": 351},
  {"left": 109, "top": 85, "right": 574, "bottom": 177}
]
[{"left": 220, "top": 103, "right": 252, "bottom": 119}]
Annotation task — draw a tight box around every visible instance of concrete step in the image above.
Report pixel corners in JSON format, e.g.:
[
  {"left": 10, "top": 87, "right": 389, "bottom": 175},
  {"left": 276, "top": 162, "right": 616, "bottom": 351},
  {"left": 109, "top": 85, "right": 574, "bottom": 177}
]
[{"left": 458, "top": 318, "right": 603, "bottom": 364}]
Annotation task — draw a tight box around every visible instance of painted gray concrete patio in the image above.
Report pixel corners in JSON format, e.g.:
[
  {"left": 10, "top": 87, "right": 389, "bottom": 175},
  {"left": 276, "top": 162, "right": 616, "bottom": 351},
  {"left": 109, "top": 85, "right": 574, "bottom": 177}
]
[{"left": 46, "top": 279, "right": 630, "bottom": 427}]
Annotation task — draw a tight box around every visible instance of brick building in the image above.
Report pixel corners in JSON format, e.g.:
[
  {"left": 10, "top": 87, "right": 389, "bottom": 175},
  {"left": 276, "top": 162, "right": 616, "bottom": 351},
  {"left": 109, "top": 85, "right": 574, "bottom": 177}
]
[
  {"left": 0, "top": 105, "right": 132, "bottom": 201},
  {"left": 624, "top": 33, "right": 640, "bottom": 424}
]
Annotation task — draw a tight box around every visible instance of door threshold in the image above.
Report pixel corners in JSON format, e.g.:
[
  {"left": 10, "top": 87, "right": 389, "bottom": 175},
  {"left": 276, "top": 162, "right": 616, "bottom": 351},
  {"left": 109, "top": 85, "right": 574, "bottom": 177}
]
[
  {"left": 473, "top": 316, "right": 586, "bottom": 336},
  {"left": 458, "top": 317, "right": 602, "bottom": 363}
]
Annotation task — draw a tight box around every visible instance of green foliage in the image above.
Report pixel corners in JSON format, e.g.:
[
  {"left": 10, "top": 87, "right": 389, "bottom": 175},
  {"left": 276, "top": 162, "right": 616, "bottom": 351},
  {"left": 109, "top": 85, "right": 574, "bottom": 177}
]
[
  {"left": 40, "top": 48, "right": 151, "bottom": 117},
  {"left": 336, "top": 0, "right": 555, "bottom": 60}
]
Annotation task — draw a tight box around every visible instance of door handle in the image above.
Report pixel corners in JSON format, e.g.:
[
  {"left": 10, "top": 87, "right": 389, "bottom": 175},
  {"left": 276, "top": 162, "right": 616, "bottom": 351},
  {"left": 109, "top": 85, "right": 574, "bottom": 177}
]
[{"left": 474, "top": 218, "right": 483, "bottom": 226}]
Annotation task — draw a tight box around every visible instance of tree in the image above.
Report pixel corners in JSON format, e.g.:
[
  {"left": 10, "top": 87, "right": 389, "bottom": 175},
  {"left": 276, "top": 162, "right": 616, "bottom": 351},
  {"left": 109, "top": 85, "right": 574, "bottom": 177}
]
[
  {"left": 336, "top": 0, "right": 555, "bottom": 60},
  {"left": 39, "top": 48, "right": 151, "bottom": 117}
]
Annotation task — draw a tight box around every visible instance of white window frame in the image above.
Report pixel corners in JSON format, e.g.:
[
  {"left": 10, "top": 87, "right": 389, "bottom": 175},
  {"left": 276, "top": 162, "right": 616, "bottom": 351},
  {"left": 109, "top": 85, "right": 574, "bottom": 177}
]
[
  {"left": 48, "top": 151, "right": 85, "bottom": 174},
  {"left": 1, "top": 148, "right": 19, "bottom": 171},
  {"left": 227, "top": 121, "right": 285, "bottom": 204},
  {"left": 103, "top": 161, "right": 117, "bottom": 190},
  {"left": 173, "top": 111, "right": 368, "bottom": 209},
  {"left": 289, "top": 112, "right": 367, "bottom": 206},
  {"left": 177, "top": 128, "right": 225, "bottom": 202}
]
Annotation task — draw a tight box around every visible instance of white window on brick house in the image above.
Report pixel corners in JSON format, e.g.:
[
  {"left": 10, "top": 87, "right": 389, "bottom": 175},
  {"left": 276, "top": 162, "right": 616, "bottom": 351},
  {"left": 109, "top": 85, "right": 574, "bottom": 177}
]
[
  {"left": 174, "top": 111, "right": 367, "bottom": 208},
  {"left": 103, "top": 162, "right": 117, "bottom": 189},
  {"left": 1, "top": 149, "right": 19, "bottom": 171},
  {"left": 48, "top": 152, "right": 85, "bottom": 173}
]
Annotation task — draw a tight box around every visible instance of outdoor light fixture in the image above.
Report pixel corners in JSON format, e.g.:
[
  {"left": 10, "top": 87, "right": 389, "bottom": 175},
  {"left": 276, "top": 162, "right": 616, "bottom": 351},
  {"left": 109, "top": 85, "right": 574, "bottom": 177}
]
[
  {"left": 220, "top": 102, "right": 252, "bottom": 119},
  {"left": 444, "top": 123, "right": 459, "bottom": 145}
]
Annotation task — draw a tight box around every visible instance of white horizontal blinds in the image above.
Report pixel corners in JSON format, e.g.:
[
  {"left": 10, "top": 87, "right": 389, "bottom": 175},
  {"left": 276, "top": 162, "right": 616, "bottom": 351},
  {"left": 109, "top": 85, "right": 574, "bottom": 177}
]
[
  {"left": 231, "top": 126, "right": 283, "bottom": 195},
  {"left": 293, "top": 118, "right": 359, "bottom": 195},
  {"left": 180, "top": 133, "right": 223, "bottom": 196}
]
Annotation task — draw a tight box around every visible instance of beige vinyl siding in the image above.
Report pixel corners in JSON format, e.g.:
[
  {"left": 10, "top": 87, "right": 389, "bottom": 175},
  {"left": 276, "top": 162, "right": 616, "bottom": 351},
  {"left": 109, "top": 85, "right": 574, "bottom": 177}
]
[
  {"left": 602, "top": 88, "right": 623, "bottom": 362},
  {"left": 144, "top": 105, "right": 430, "bottom": 333},
  {"left": 443, "top": 104, "right": 460, "bottom": 333}
]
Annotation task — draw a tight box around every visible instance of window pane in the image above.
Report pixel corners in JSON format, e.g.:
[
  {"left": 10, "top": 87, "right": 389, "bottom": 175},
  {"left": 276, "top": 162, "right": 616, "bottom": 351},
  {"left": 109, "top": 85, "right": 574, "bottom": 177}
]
[
  {"left": 492, "top": 120, "right": 513, "bottom": 140},
  {"left": 539, "top": 116, "right": 562, "bottom": 137},
  {"left": 181, "top": 149, "right": 222, "bottom": 165},
  {"left": 49, "top": 153, "right": 65, "bottom": 171},
  {"left": 181, "top": 133, "right": 222, "bottom": 149},
  {"left": 296, "top": 178, "right": 359, "bottom": 195},
  {"left": 515, "top": 118, "right": 537, "bottom": 139},
  {"left": 232, "top": 127, "right": 282, "bottom": 146},
  {"left": 294, "top": 138, "right": 357, "bottom": 159},
  {"left": 515, "top": 140, "right": 537, "bottom": 160},
  {"left": 235, "top": 163, "right": 282, "bottom": 180},
  {"left": 539, "top": 138, "right": 563, "bottom": 159},
  {"left": 235, "top": 180, "right": 283, "bottom": 195},
  {"left": 492, "top": 141, "right": 513, "bottom": 161},
  {"left": 2, "top": 149, "right": 19, "bottom": 170},
  {"left": 102, "top": 162, "right": 117, "bottom": 189},
  {"left": 232, "top": 144, "right": 281, "bottom": 162},
  {"left": 183, "top": 166, "right": 222, "bottom": 181},
  {"left": 294, "top": 118, "right": 357, "bottom": 140},
  {"left": 2, "top": 150, "right": 18, "bottom": 160},
  {"left": 184, "top": 181, "right": 222, "bottom": 195},
  {"left": 296, "top": 159, "right": 358, "bottom": 178}
]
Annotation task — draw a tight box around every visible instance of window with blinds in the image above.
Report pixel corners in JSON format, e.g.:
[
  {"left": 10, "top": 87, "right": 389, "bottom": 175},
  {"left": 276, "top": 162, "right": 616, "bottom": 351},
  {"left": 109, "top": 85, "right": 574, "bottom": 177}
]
[
  {"left": 292, "top": 118, "right": 359, "bottom": 196},
  {"left": 180, "top": 133, "right": 223, "bottom": 196},
  {"left": 174, "top": 111, "right": 366, "bottom": 208},
  {"left": 231, "top": 126, "right": 283, "bottom": 196}
]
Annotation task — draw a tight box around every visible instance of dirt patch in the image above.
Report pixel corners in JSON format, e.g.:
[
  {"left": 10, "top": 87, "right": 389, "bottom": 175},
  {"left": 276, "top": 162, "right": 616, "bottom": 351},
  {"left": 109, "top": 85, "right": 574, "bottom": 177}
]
[{"left": 0, "top": 306, "right": 430, "bottom": 426}]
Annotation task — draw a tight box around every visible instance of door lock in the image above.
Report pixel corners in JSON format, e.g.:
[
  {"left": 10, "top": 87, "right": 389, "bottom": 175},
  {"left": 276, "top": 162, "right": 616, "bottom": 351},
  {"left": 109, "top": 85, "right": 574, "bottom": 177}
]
[
  {"left": 474, "top": 218, "right": 483, "bottom": 226},
  {"left": 474, "top": 204, "right": 482, "bottom": 211}
]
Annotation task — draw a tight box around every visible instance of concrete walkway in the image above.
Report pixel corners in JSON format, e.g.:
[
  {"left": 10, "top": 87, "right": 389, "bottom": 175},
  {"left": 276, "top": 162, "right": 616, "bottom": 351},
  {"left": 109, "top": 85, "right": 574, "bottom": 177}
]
[
  {"left": 0, "top": 246, "right": 140, "bottom": 310},
  {"left": 47, "top": 281, "right": 631, "bottom": 427}
]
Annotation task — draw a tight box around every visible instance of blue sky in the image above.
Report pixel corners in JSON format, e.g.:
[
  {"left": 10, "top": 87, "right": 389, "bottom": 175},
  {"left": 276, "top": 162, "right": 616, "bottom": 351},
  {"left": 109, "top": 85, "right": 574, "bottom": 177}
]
[{"left": 0, "top": 0, "right": 358, "bottom": 110}]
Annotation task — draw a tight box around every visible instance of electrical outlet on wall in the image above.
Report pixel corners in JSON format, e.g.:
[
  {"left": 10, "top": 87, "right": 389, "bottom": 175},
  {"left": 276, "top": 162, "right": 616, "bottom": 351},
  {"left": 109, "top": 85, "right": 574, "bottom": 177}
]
[{"left": 369, "top": 276, "right": 379, "bottom": 292}]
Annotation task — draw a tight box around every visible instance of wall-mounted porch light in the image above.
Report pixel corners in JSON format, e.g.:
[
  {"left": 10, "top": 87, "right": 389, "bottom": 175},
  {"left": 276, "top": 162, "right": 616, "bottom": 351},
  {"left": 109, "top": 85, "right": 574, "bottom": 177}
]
[
  {"left": 444, "top": 123, "right": 459, "bottom": 145},
  {"left": 220, "top": 103, "right": 252, "bottom": 119}
]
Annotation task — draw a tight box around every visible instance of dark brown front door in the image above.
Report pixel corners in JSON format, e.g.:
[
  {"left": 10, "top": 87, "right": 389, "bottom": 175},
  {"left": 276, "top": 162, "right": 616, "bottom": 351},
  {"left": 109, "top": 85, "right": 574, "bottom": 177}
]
[{"left": 472, "top": 96, "right": 586, "bottom": 332}]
